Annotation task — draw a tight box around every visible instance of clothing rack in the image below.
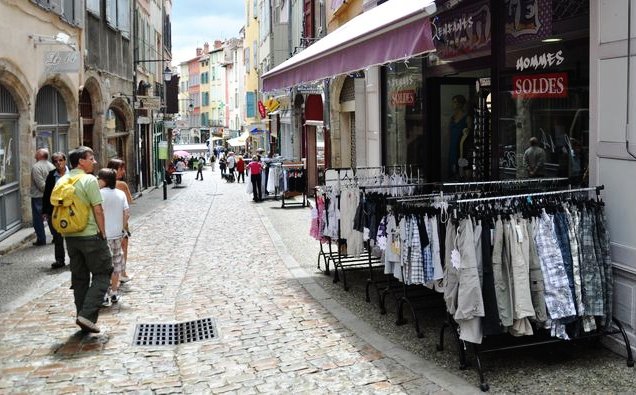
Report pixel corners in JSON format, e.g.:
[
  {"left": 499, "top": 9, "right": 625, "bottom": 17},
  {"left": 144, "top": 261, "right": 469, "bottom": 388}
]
[
  {"left": 359, "top": 183, "right": 438, "bottom": 322},
  {"left": 453, "top": 185, "right": 603, "bottom": 204},
  {"left": 441, "top": 177, "right": 569, "bottom": 188},
  {"left": 280, "top": 162, "right": 307, "bottom": 208},
  {"left": 437, "top": 184, "right": 634, "bottom": 392},
  {"left": 316, "top": 169, "right": 376, "bottom": 285}
]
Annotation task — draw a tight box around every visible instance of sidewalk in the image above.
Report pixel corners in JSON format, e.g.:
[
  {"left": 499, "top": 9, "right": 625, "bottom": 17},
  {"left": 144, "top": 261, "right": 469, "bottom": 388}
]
[{"left": 0, "top": 170, "right": 475, "bottom": 394}]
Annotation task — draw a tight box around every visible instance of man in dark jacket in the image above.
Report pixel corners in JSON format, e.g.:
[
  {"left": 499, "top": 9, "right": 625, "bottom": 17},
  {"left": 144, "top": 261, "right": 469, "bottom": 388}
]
[{"left": 42, "top": 152, "right": 69, "bottom": 269}]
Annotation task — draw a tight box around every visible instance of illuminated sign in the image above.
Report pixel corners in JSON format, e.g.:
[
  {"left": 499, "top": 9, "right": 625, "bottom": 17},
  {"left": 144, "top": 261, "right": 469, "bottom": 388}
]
[
  {"left": 512, "top": 72, "right": 568, "bottom": 99},
  {"left": 390, "top": 90, "right": 416, "bottom": 106}
]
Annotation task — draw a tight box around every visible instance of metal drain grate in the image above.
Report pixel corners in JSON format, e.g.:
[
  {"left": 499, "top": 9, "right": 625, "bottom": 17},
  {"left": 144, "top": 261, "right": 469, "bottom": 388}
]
[{"left": 133, "top": 318, "right": 217, "bottom": 346}]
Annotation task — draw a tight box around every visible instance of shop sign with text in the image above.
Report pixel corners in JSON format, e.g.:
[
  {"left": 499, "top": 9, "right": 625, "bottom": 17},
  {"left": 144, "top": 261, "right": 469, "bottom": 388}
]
[
  {"left": 431, "top": 0, "right": 491, "bottom": 61},
  {"left": 512, "top": 72, "right": 568, "bottom": 99},
  {"left": 390, "top": 90, "right": 416, "bottom": 107},
  {"left": 257, "top": 100, "right": 267, "bottom": 118}
]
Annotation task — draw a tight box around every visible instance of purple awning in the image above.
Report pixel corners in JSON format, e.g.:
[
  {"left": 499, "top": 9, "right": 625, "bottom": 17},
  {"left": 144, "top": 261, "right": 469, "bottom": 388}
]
[{"left": 262, "top": 0, "right": 436, "bottom": 92}]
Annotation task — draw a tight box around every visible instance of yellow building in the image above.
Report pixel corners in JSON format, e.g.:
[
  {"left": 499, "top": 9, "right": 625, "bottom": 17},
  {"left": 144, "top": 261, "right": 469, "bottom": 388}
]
[
  {"left": 199, "top": 43, "right": 211, "bottom": 134},
  {"left": 244, "top": 0, "right": 261, "bottom": 150}
]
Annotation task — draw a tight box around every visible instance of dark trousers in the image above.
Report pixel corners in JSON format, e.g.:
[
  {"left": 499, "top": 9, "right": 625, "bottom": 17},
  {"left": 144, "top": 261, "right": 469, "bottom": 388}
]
[
  {"left": 31, "top": 198, "right": 46, "bottom": 243},
  {"left": 251, "top": 173, "right": 262, "bottom": 201},
  {"left": 237, "top": 171, "right": 245, "bottom": 183},
  {"left": 48, "top": 219, "right": 66, "bottom": 263},
  {"left": 195, "top": 168, "right": 203, "bottom": 180},
  {"left": 66, "top": 236, "right": 113, "bottom": 323}
]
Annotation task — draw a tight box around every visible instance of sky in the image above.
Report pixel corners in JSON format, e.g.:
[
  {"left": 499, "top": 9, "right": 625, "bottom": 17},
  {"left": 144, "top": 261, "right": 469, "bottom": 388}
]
[{"left": 171, "top": 1, "right": 246, "bottom": 66}]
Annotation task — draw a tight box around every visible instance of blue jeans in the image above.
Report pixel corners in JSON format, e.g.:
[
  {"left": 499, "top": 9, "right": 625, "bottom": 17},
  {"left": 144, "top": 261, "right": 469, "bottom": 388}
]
[{"left": 31, "top": 198, "right": 46, "bottom": 243}]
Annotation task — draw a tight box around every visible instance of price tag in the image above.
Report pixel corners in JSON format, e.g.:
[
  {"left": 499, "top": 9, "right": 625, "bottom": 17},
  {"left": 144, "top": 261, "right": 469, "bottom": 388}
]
[
  {"left": 515, "top": 224, "right": 524, "bottom": 243},
  {"left": 451, "top": 249, "right": 461, "bottom": 269}
]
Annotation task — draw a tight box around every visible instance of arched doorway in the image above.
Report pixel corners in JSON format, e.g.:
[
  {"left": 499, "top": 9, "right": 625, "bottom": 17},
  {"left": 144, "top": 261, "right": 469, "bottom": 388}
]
[
  {"left": 79, "top": 87, "right": 94, "bottom": 151},
  {"left": 35, "top": 86, "right": 69, "bottom": 155},
  {"left": 0, "top": 85, "right": 21, "bottom": 237}
]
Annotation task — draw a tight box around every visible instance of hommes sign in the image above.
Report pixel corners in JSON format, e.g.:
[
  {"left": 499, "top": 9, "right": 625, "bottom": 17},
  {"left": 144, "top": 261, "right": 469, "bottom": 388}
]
[{"left": 512, "top": 72, "right": 568, "bottom": 99}]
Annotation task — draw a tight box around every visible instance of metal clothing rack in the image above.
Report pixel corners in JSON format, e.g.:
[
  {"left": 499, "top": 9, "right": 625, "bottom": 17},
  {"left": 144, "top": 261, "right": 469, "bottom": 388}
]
[
  {"left": 315, "top": 169, "right": 377, "bottom": 288},
  {"left": 438, "top": 185, "right": 634, "bottom": 392},
  {"left": 280, "top": 162, "right": 307, "bottom": 208}
]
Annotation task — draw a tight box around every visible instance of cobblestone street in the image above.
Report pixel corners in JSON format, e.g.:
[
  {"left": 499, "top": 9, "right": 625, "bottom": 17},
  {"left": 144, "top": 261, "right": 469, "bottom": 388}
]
[{"left": 0, "top": 171, "right": 472, "bottom": 394}]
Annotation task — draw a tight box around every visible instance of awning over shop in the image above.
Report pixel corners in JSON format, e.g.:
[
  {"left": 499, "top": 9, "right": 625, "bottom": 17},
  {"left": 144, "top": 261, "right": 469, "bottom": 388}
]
[
  {"left": 227, "top": 131, "right": 251, "bottom": 147},
  {"left": 261, "top": 0, "right": 436, "bottom": 92}
]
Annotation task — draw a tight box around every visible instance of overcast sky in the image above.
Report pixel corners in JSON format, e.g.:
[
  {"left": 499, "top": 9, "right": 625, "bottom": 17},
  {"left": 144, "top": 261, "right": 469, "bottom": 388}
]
[{"left": 171, "top": 1, "right": 245, "bottom": 66}]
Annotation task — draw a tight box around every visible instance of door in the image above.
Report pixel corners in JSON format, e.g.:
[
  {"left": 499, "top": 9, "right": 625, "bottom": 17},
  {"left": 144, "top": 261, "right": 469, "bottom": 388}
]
[
  {"left": 0, "top": 85, "right": 21, "bottom": 239},
  {"left": 427, "top": 77, "right": 477, "bottom": 181}
]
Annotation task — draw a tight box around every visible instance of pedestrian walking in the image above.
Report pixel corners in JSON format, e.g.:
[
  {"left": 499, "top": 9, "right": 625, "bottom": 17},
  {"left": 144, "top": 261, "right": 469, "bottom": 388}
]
[
  {"left": 63, "top": 146, "right": 112, "bottom": 334},
  {"left": 175, "top": 158, "right": 187, "bottom": 184},
  {"left": 227, "top": 152, "right": 236, "bottom": 179},
  {"left": 523, "top": 137, "right": 546, "bottom": 178},
  {"left": 210, "top": 154, "right": 216, "bottom": 172},
  {"left": 248, "top": 155, "right": 263, "bottom": 202},
  {"left": 195, "top": 156, "right": 205, "bottom": 180},
  {"left": 236, "top": 155, "right": 245, "bottom": 183},
  {"left": 31, "top": 148, "right": 55, "bottom": 246},
  {"left": 219, "top": 154, "right": 227, "bottom": 176},
  {"left": 97, "top": 168, "right": 129, "bottom": 306},
  {"left": 42, "top": 152, "right": 69, "bottom": 269},
  {"left": 107, "top": 159, "right": 133, "bottom": 283}
]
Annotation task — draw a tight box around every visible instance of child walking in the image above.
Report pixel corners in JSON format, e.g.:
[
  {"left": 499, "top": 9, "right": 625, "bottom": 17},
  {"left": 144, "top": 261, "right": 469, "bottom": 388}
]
[{"left": 98, "top": 168, "right": 130, "bottom": 306}]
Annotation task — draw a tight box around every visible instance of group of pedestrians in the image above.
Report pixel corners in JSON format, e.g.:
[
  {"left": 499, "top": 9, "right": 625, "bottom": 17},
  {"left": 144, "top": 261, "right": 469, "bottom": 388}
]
[{"left": 30, "top": 146, "right": 134, "bottom": 334}]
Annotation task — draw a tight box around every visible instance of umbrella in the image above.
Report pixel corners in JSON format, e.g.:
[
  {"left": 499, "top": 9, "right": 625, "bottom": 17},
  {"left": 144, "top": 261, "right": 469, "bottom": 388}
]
[{"left": 173, "top": 150, "right": 191, "bottom": 157}]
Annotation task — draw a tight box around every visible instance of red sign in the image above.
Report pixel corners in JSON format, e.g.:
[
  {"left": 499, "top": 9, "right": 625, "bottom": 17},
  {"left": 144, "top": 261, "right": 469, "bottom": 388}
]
[
  {"left": 390, "top": 90, "right": 416, "bottom": 106},
  {"left": 257, "top": 100, "right": 267, "bottom": 118},
  {"left": 512, "top": 72, "right": 568, "bottom": 99}
]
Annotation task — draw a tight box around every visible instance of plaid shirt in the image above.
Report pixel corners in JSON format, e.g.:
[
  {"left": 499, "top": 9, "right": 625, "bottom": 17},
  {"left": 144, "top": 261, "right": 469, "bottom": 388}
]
[
  {"left": 596, "top": 207, "right": 613, "bottom": 329},
  {"left": 533, "top": 211, "right": 576, "bottom": 320},
  {"left": 422, "top": 216, "right": 434, "bottom": 284},
  {"left": 579, "top": 208, "right": 604, "bottom": 316},
  {"left": 563, "top": 206, "right": 585, "bottom": 317},
  {"left": 404, "top": 216, "right": 425, "bottom": 285}
]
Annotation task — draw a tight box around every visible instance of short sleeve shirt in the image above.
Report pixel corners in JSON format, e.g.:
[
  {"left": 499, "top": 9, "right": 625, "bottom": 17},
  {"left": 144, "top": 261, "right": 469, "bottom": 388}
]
[{"left": 62, "top": 169, "right": 103, "bottom": 237}]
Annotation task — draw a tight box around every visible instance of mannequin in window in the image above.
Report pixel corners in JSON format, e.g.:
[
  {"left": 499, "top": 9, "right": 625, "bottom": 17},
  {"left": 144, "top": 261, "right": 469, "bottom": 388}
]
[{"left": 448, "top": 95, "right": 473, "bottom": 179}]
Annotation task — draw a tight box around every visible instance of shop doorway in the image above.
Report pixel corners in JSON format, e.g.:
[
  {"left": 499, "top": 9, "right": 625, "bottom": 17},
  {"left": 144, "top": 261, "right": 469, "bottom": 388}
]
[
  {"left": 0, "top": 85, "right": 21, "bottom": 239},
  {"left": 427, "top": 73, "right": 489, "bottom": 181}
]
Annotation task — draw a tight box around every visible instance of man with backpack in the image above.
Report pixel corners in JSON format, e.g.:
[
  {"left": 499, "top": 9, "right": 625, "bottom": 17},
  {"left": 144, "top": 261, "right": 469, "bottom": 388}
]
[{"left": 59, "top": 146, "right": 113, "bottom": 334}]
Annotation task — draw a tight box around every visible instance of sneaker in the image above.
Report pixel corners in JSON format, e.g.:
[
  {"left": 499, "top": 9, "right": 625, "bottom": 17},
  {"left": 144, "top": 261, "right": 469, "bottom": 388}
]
[
  {"left": 110, "top": 293, "right": 120, "bottom": 304},
  {"left": 101, "top": 294, "right": 112, "bottom": 307},
  {"left": 76, "top": 316, "right": 100, "bottom": 333},
  {"left": 120, "top": 275, "right": 132, "bottom": 283}
]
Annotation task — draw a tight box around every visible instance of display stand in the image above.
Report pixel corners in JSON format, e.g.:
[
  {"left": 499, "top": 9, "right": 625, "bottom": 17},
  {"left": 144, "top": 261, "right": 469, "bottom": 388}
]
[
  {"left": 437, "top": 185, "right": 634, "bottom": 392},
  {"left": 281, "top": 162, "right": 307, "bottom": 208}
]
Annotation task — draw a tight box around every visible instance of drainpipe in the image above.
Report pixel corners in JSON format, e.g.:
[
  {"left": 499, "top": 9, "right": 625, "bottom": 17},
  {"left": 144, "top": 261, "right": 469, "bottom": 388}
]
[{"left": 626, "top": 0, "right": 636, "bottom": 159}]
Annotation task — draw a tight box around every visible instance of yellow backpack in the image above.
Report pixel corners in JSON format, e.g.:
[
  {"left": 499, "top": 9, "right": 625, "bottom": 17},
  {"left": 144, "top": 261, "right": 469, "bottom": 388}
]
[{"left": 50, "top": 174, "right": 90, "bottom": 235}]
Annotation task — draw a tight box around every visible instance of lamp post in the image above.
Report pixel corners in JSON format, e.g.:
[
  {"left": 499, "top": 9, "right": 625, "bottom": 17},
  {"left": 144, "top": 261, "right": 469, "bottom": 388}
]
[{"left": 132, "top": 60, "right": 171, "bottom": 197}]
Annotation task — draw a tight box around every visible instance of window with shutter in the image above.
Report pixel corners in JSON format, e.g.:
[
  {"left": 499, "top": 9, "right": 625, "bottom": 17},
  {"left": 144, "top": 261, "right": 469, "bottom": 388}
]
[{"left": 106, "top": 0, "right": 116, "bottom": 27}]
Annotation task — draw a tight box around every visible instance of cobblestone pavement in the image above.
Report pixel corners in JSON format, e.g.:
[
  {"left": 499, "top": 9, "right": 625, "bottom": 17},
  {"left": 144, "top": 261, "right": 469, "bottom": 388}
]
[{"left": 0, "top": 170, "right": 474, "bottom": 394}]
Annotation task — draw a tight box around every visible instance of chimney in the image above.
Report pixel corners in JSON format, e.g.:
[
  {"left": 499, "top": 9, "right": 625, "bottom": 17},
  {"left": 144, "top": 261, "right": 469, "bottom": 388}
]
[
  {"left": 214, "top": 40, "right": 223, "bottom": 49},
  {"left": 203, "top": 42, "right": 210, "bottom": 54},
  {"left": 196, "top": 47, "right": 202, "bottom": 56}
]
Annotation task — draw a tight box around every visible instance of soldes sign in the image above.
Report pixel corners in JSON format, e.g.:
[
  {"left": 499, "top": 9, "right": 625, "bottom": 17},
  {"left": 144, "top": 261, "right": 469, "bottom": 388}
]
[
  {"left": 512, "top": 72, "right": 568, "bottom": 99},
  {"left": 390, "top": 90, "right": 416, "bottom": 106}
]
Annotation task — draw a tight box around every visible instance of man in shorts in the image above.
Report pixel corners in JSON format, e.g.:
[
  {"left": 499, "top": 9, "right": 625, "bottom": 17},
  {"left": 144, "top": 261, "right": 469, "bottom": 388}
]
[{"left": 97, "top": 168, "right": 130, "bottom": 306}]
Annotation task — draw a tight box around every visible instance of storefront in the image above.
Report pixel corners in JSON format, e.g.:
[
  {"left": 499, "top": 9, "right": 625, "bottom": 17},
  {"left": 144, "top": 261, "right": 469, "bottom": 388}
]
[{"left": 381, "top": 0, "right": 589, "bottom": 184}]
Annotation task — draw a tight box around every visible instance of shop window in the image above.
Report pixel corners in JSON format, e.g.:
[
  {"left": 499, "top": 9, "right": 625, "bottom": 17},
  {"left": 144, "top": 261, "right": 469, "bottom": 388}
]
[
  {"left": 35, "top": 86, "right": 69, "bottom": 154},
  {"left": 0, "top": 85, "right": 18, "bottom": 187},
  {"left": 498, "top": 1, "right": 589, "bottom": 183},
  {"left": 104, "top": 108, "right": 127, "bottom": 159},
  {"left": 382, "top": 60, "right": 425, "bottom": 167}
]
